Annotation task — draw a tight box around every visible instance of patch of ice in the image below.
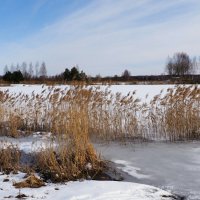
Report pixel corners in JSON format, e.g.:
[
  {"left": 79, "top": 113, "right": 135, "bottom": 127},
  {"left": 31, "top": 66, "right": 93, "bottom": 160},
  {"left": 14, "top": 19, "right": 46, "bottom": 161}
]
[{"left": 114, "top": 160, "right": 150, "bottom": 179}]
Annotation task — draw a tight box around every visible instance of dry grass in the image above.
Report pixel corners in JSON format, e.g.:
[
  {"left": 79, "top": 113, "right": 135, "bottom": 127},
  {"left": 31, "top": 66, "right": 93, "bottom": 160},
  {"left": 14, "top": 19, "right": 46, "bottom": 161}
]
[
  {"left": 13, "top": 174, "right": 45, "bottom": 188},
  {"left": 156, "top": 85, "right": 200, "bottom": 141},
  {"left": 35, "top": 143, "right": 104, "bottom": 182},
  {"left": 1, "top": 85, "right": 200, "bottom": 141},
  {"left": 0, "top": 144, "right": 20, "bottom": 173},
  {"left": 0, "top": 84, "right": 200, "bottom": 181}
]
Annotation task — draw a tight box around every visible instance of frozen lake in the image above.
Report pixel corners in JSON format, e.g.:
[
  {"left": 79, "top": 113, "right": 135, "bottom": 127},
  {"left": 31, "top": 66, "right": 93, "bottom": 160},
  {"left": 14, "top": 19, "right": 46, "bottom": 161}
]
[{"left": 95, "top": 142, "right": 200, "bottom": 200}]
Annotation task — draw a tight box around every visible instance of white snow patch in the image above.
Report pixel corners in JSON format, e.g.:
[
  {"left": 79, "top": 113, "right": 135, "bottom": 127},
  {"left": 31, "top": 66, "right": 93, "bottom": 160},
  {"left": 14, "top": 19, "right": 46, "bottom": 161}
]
[
  {"left": 0, "top": 172, "right": 175, "bottom": 200},
  {"left": 0, "top": 132, "right": 56, "bottom": 153}
]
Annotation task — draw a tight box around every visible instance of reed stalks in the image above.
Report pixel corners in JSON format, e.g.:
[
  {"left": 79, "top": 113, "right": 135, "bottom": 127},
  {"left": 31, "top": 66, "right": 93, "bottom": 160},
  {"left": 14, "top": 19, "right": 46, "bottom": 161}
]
[{"left": 0, "top": 84, "right": 200, "bottom": 180}]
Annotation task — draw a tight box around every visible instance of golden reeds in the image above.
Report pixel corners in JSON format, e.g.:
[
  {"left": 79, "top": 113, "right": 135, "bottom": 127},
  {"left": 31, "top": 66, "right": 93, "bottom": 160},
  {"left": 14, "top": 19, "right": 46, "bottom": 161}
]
[
  {"left": 0, "top": 144, "right": 20, "bottom": 173},
  {"left": 0, "top": 84, "right": 200, "bottom": 180}
]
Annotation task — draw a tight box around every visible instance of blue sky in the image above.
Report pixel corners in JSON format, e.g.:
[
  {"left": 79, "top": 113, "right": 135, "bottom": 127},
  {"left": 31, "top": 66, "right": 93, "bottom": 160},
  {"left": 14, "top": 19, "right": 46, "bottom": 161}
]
[
  {"left": 1, "top": 0, "right": 200, "bottom": 76},
  {"left": 0, "top": 0, "right": 89, "bottom": 42}
]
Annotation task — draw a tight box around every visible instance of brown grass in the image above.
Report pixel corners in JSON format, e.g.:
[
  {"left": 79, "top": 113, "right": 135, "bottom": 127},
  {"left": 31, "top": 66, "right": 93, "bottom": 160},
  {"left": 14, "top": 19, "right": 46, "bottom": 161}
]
[
  {"left": 0, "top": 84, "right": 200, "bottom": 181},
  {"left": 35, "top": 143, "right": 104, "bottom": 182},
  {"left": 0, "top": 144, "right": 20, "bottom": 173},
  {"left": 13, "top": 174, "right": 45, "bottom": 188},
  {"left": 1, "top": 85, "right": 200, "bottom": 142}
]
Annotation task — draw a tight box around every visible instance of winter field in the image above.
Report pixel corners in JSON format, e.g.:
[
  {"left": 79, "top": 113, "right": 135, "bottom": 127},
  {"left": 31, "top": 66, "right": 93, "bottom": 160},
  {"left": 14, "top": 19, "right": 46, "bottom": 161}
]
[{"left": 0, "top": 84, "right": 200, "bottom": 200}]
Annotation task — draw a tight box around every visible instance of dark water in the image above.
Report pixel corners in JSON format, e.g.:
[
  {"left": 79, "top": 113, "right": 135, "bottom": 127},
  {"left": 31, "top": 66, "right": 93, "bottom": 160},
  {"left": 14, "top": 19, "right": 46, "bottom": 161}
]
[{"left": 95, "top": 142, "right": 200, "bottom": 200}]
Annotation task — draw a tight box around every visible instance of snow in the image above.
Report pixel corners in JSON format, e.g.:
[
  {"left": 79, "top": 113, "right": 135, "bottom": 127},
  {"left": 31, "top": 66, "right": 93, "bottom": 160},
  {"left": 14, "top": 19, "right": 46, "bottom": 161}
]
[
  {"left": 0, "top": 84, "right": 177, "bottom": 103},
  {"left": 98, "top": 84, "right": 174, "bottom": 102},
  {"left": 0, "top": 133, "right": 55, "bottom": 153},
  {"left": 0, "top": 172, "right": 175, "bottom": 200}
]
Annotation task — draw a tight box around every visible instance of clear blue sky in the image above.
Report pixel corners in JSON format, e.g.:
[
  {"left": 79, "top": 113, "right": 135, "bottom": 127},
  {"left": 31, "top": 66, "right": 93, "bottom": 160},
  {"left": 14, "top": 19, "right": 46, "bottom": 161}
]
[
  {"left": 0, "top": 0, "right": 89, "bottom": 42},
  {"left": 1, "top": 0, "right": 200, "bottom": 76}
]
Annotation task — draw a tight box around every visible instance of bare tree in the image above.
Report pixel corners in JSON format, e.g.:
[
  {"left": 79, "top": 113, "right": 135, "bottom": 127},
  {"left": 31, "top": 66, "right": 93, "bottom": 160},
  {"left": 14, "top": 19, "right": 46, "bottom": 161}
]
[
  {"left": 28, "top": 62, "right": 34, "bottom": 79},
  {"left": 35, "top": 62, "right": 39, "bottom": 78},
  {"left": 197, "top": 56, "right": 200, "bottom": 74},
  {"left": 122, "top": 69, "right": 131, "bottom": 80},
  {"left": 10, "top": 64, "right": 15, "bottom": 73},
  {"left": 16, "top": 63, "right": 20, "bottom": 71},
  {"left": 4, "top": 65, "right": 9, "bottom": 74},
  {"left": 39, "top": 62, "right": 47, "bottom": 78},
  {"left": 166, "top": 56, "right": 173, "bottom": 75},
  {"left": 166, "top": 52, "right": 193, "bottom": 76},
  {"left": 21, "top": 62, "right": 29, "bottom": 78},
  {"left": 191, "top": 57, "right": 198, "bottom": 74}
]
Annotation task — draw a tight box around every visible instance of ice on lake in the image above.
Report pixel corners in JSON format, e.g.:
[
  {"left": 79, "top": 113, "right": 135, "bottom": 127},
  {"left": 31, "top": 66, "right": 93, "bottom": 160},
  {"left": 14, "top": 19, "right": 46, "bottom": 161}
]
[{"left": 95, "top": 141, "right": 200, "bottom": 200}]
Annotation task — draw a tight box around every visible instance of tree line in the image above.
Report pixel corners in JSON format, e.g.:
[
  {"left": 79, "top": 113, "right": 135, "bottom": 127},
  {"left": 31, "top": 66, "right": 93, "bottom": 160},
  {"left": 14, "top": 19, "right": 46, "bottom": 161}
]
[
  {"left": 4, "top": 62, "right": 47, "bottom": 80},
  {"left": 2, "top": 63, "right": 88, "bottom": 83},
  {"left": 1, "top": 52, "right": 200, "bottom": 84}
]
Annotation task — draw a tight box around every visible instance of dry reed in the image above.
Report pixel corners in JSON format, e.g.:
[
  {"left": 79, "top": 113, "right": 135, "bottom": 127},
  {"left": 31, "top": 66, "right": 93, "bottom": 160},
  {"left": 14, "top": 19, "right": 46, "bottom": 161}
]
[{"left": 0, "top": 84, "right": 200, "bottom": 180}]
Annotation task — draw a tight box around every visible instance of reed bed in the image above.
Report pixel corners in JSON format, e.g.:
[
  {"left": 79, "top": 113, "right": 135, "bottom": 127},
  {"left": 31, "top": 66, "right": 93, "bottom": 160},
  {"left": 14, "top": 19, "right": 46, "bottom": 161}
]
[
  {"left": 0, "top": 84, "right": 200, "bottom": 180},
  {"left": 0, "top": 85, "right": 200, "bottom": 141}
]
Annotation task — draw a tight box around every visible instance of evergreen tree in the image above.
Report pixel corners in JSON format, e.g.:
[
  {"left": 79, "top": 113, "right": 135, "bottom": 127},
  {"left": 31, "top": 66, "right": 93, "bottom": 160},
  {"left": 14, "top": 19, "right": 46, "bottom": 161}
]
[
  {"left": 3, "top": 70, "right": 24, "bottom": 83},
  {"left": 63, "top": 66, "right": 87, "bottom": 81},
  {"left": 12, "top": 71, "right": 24, "bottom": 83},
  {"left": 70, "top": 66, "right": 80, "bottom": 80},
  {"left": 3, "top": 71, "right": 12, "bottom": 82},
  {"left": 63, "top": 68, "right": 71, "bottom": 81}
]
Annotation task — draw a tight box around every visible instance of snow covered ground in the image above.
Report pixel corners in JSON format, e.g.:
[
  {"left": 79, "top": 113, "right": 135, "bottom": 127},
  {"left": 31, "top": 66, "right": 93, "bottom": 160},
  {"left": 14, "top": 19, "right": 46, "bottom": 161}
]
[{"left": 0, "top": 172, "right": 176, "bottom": 200}]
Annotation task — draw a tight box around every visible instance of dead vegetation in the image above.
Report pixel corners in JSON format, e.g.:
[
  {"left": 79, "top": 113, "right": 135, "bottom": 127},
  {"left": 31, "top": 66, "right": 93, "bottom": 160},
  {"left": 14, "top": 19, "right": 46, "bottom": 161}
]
[
  {"left": 35, "top": 143, "right": 104, "bottom": 182},
  {"left": 147, "top": 85, "right": 200, "bottom": 141},
  {"left": 13, "top": 174, "right": 45, "bottom": 188},
  {"left": 0, "top": 144, "right": 20, "bottom": 174},
  {"left": 0, "top": 84, "right": 200, "bottom": 181}
]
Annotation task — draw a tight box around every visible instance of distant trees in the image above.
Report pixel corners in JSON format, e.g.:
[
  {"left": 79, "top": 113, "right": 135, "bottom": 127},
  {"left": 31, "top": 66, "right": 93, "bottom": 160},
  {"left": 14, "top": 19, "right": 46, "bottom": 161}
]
[
  {"left": 35, "top": 62, "right": 39, "bottom": 77},
  {"left": 2, "top": 62, "right": 88, "bottom": 83},
  {"left": 63, "top": 66, "right": 87, "bottom": 81},
  {"left": 4, "top": 65, "right": 9, "bottom": 74},
  {"left": 121, "top": 69, "right": 131, "bottom": 80},
  {"left": 3, "top": 71, "right": 12, "bottom": 82},
  {"left": 166, "top": 52, "right": 195, "bottom": 76},
  {"left": 39, "top": 62, "right": 47, "bottom": 78},
  {"left": 3, "top": 70, "right": 24, "bottom": 83},
  {"left": 63, "top": 68, "right": 71, "bottom": 80},
  {"left": 2, "top": 62, "right": 48, "bottom": 80},
  {"left": 28, "top": 62, "right": 34, "bottom": 79}
]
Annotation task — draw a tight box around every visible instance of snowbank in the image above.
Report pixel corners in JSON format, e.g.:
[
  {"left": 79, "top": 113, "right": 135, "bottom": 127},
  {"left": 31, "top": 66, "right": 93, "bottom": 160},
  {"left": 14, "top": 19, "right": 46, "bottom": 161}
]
[{"left": 0, "top": 172, "right": 176, "bottom": 200}]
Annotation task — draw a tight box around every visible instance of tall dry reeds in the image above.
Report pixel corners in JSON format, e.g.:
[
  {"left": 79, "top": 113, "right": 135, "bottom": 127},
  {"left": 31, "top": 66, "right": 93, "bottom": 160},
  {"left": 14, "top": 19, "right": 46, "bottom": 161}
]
[
  {"left": 0, "top": 144, "right": 20, "bottom": 173},
  {"left": 1, "top": 85, "right": 200, "bottom": 141},
  {"left": 158, "top": 85, "right": 200, "bottom": 141},
  {"left": 0, "top": 84, "right": 200, "bottom": 180}
]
